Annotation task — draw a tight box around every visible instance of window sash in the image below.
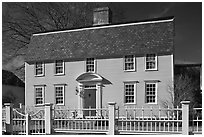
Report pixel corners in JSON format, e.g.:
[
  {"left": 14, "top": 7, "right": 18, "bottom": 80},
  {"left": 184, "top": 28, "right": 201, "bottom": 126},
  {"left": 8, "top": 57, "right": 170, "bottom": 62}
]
[
  {"left": 124, "top": 55, "right": 135, "bottom": 71},
  {"left": 145, "top": 54, "right": 157, "bottom": 70},
  {"left": 35, "top": 86, "right": 44, "bottom": 105},
  {"left": 86, "top": 58, "right": 95, "bottom": 72},
  {"left": 35, "top": 62, "right": 44, "bottom": 76},
  {"left": 145, "top": 82, "right": 157, "bottom": 104},
  {"left": 55, "top": 85, "right": 65, "bottom": 105},
  {"left": 124, "top": 83, "right": 136, "bottom": 104},
  {"left": 55, "top": 60, "right": 64, "bottom": 74}
]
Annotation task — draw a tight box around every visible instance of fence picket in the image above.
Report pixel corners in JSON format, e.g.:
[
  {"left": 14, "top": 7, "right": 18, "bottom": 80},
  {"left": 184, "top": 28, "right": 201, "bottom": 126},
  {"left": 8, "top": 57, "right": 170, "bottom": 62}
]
[{"left": 2, "top": 102, "right": 202, "bottom": 135}]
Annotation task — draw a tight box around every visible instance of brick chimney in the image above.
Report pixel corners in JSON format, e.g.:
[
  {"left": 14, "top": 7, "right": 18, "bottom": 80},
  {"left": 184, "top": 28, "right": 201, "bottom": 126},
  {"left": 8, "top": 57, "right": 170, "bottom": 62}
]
[{"left": 93, "top": 7, "right": 111, "bottom": 26}]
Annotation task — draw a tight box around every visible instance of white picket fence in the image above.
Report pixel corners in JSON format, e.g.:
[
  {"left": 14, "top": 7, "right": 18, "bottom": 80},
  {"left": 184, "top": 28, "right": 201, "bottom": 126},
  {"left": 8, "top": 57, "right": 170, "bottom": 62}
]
[
  {"left": 29, "top": 109, "right": 45, "bottom": 135},
  {"left": 191, "top": 108, "right": 202, "bottom": 134},
  {"left": 53, "top": 107, "right": 109, "bottom": 133},
  {"left": 2, "top": 103, "right": 46, "bottom": 135},
  {"left": 12, "top": 108, "right": 27, "bottom": 135},
  {"left": 116, "top": 106, "right": 183, "bottom": 134},
  {"left": 2, "top": 101, "right": 202, "bottom": 135},
  {"left": 2, "top": 107, "right": 6, "bottom": 132}
]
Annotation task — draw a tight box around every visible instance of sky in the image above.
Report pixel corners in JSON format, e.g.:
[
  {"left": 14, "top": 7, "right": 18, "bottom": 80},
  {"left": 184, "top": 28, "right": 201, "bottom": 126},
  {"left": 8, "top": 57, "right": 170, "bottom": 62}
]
[
  {"left": 2, "top": 2, "right": 202, "bottom": 72},
  {"left": 113, "top": 2, "right": 202, "bottom": 64}
]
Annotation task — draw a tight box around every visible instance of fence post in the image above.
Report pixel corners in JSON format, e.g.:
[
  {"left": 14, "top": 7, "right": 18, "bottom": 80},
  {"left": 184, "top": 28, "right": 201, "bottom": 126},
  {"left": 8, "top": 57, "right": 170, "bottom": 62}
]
[
  {"left": 26, "top": 114, "right": 31, "bottom": 135},
  {"left": 44, "top": 103, "right": 53, "bottom": 134},
  {"left": 181, "top": 101, "right": 190, "bottom": 135},
  {"left": 4, "top": 103, "right": 13, "bottom": 135},
  {"left": 108, "top": 102, "right": 116, "bottom": 135}
]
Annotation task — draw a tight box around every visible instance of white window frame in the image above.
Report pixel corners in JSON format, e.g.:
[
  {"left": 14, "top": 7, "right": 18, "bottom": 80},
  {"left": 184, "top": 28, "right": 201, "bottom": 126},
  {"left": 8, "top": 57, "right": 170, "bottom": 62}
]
[
  {"left": 54, "top": 84, "right": 65, "bottom": 105},
  {"left": 124, "top": 82, "right": 137, "bottom": 104},
  {"left": 145, "top": 82, "right": 158, "bottom": 104},
  {"left": 35, "top": 62, "right": 45, "bottom": 76},
  {"left": 34, "top": 85, "right": 45, "bottom": 106},
  {"left": 145, "top": 54, "right": 158, "bottom": 71},
  {"left": 124, "top": 55, "right": 136, "bottom": 72},
  {"left": 55, "top": 60, "right": 65, "bottom": 75},
  {"left": 86, "top": 58, "right": 96, "bottom": 73}
]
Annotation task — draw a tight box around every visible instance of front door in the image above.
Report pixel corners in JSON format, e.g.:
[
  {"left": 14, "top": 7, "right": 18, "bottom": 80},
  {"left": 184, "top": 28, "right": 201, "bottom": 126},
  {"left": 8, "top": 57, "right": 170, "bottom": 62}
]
[{"left": 84, "top": 89, "right": 96, "bottom": 116}]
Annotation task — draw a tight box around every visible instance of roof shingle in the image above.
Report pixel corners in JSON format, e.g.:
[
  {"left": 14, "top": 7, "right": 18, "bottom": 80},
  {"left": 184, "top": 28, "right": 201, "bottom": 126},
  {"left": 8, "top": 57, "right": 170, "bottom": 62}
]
[{"left": 26, "top": 17, "right": 174, "bottom": 62}]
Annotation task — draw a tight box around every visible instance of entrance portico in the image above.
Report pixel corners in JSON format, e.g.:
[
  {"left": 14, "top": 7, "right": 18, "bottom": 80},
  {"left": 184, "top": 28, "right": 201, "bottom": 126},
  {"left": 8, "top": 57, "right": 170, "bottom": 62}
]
[{"left": 76, "top": 72, "right": 111, "bottom": 117}]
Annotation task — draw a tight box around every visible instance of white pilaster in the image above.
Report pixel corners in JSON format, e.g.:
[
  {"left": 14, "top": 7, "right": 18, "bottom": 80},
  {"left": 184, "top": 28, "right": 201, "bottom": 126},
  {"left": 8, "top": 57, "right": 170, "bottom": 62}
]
[
  {"left": 44, "top": 103, "right": 53, "bottom": 134},
  {"left": 181, "top": 101, "right": 190, "bottom": 135},
  {"left": 96, "top": 83, "right": 103, "bottom": 116},
  {"left": 108, "top": 102, "right": 116, "bottom": 135},
  {"left": 77, "top": 84, "right": 84, "bottom": 117}
]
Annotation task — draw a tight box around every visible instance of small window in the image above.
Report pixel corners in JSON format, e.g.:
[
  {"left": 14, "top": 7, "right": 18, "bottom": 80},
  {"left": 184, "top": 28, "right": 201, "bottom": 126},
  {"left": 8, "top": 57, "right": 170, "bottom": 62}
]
[
  {"left": 124, "top": 82, "right": 136, "bottom": 104},
  {"left": 124, "top": 55, "right": 135, "bottom": 71},
  {"left": 86, "top": 58, "right": 95, "bottom": 72},
  {"left": 35, "top": 62, "right": 44, "bottom": 76},
  {"left": 145, "top": 54, "right": 157, "bottom": 70},
  {"left": 145, "top": 82, "right": 157, "bottom": 104},
  {"left": 55, "top": 60, "right": 64, "bottom": 75},
  {"left": 55, "top": 85, "right": 65, "bottom": 105},
  {"left": 35, "top": 86, "right": 45, "bottom": 105}
]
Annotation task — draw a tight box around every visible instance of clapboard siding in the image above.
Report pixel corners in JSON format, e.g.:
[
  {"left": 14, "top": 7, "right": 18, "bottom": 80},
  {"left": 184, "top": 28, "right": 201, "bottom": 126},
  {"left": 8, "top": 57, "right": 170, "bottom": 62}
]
[{"left": 25, "top": 54, "right": 173, "bottom": 108}]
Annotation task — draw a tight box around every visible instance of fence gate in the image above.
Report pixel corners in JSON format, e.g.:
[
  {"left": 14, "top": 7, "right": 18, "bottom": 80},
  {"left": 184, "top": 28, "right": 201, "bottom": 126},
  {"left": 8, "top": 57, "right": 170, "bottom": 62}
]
[
  {"left": 12, "top": 108, "right": 27, "bottom": 135},
  {"left": 2, "top": 102, "right": 202, "bottom": 135},
  {"left": 29, "top": 109, "right": 45, "bottom": 135},
  {"left": 2, "top": 104, "right": 46, "bottom": 135}
]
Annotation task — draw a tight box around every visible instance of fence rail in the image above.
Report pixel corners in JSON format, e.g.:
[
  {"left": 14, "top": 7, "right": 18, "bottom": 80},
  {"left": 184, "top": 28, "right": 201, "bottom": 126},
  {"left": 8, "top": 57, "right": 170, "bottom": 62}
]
[
  {"left": 30, "top": 119, "right": 45, "bottom": 135},
  {"left": 12, "top": 108, "right": 27, "bottom": 135},
  {"left": 116, "top": 106, "right": 183, "bottom": 134},
  {"left": 30, "top": 109, "right": 45, "bottom": 135},
  {"left": 2, "top": 108, "right": 6, "bottom": 132},
  {"left": 53, "top": 108, "right": 109, "bottom": 133},
  {"left": 2, "top": 102, "right": 202, "bottom": 135},
  {"left": 190, "top": 108, "right": 202, "bottom": 134}
]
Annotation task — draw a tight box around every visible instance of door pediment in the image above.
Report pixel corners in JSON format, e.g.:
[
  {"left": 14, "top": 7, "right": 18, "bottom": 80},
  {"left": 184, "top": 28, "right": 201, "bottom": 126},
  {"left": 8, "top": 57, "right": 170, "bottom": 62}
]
[{"left": 76, "top": 72, "right": 111, "bottom": 84}]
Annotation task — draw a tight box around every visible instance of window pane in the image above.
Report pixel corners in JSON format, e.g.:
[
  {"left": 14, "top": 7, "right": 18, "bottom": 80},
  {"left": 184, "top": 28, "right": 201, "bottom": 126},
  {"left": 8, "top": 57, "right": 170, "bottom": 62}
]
[
  {"left": 35, "top": 62, "right": 43, "bottom": 75},
  {"left": 36, "top": 63, "right": 42, "bottom": 68},
  {"left": 124, "top": 55, "right": 135, "bottom": 71},
  {"left": 55, "top": 60, "right": 64, "bottom": 74},
  {"left": 86, "top": 58, "right": 95, "bottom": 72},
  {"left": 146, "top": 83, "right": 156, "bottom": 103},
  {"left": 35, "top": 87, "right": 43, "bottom": 105},
  {"left": 124, "top": 83, "right": 135, "bottom": 103},
  {"left": 146, "top": 54, "right": 156, "bottom": 70},
  {"left": 55, "top": 86, "right": 64, "bottom": 104},
  {"left": 56, "top": 60, "right": 63, "bottom": 66},
  {"left": 36, "top": 98, "right": 43, "bottom": 105}
]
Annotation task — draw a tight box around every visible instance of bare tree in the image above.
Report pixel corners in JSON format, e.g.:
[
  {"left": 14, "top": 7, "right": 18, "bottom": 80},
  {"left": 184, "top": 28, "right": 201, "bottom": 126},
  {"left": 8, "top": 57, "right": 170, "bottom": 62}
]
[
  {"left": 161, "top": 74, "right": 198, "bottom": 109},
  {"left": 3, "top": 3, "right": 94, "bottom": 57},
  {"left": 3, "top": 2, "right": 125, "bottom": 80}
]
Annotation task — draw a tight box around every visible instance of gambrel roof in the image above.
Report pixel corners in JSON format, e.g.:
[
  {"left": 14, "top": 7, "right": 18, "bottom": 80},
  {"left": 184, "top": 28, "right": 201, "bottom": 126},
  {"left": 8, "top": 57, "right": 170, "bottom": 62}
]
[{"left": 26, "top": 16, "right": 174, "bottom": 62}]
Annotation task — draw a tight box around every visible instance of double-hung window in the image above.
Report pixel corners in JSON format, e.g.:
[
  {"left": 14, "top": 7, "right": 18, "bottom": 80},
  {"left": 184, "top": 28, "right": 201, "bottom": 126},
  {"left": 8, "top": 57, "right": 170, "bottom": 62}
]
[
  {"left": 55, "top": 60, "right": 64, "bottom": 75},
  {"left": 86, "top": 58, "right": 95, "bottom": 72},
  {"left": 124, "top": 82, "right": 136, "bottom": 104},
  {"left": 145, "top": 82, "right": 157, "bottom": 104},
  {"left": 145, "top": 54, "right": 157, "bottom": 70},
  {"left": 124, "top": 55, "right": 135, "bottom": 71},
  {"left": 55, "top": 85, "right": 65, "bottom": 105},
  {"left": 35, "top": 62, "right": 44, "bottom": 76},
  {"left": 35, "top": 86, "right": 45, "bottom": 105}
]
